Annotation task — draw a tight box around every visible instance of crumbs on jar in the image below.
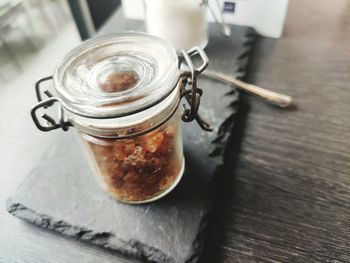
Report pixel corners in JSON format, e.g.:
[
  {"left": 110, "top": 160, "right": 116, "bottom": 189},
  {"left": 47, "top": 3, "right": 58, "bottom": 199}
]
[
  {"left": 87, "top": 123, "right": 181, "bottom": 202},
  {"left": 100, "top": 70, "right": 138, "bottom": 93}
]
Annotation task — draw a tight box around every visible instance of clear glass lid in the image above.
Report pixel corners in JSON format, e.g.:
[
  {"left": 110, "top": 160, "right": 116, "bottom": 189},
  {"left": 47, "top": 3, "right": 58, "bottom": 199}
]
[{"left": 53, "top": 32, "right": 180, "bottom": 119}]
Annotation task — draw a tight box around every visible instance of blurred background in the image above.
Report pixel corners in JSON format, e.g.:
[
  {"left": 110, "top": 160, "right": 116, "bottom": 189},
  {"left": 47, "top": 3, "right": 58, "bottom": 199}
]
[{"left": 0, "top": 0, "right": 120, "bottom": 135}]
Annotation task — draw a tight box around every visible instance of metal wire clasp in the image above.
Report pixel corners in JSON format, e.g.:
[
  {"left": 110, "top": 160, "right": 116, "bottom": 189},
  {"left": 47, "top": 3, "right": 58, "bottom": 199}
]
[
  {"left": 31, "top": 47, "right": 212, "bottom": 133},
  {"left": 180, "top": 47, "right": 213, "bottom": 131},
  {"left": 31, "top": 76, "right": 71, "bottom": 132}
]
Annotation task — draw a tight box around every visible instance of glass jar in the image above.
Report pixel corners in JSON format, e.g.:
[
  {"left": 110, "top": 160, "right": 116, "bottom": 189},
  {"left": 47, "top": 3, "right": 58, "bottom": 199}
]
[{"left": 31, "top": 33, "right": 210, "bottom": 204}]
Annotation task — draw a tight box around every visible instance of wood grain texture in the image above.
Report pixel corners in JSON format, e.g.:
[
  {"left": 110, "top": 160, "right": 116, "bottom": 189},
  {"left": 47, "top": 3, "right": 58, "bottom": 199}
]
[
  {"left": 202, "top": 1, "right": 350, "bottom": 262},
  {"left": 1, "top": 0, "right": 350, "bottom": 262}
]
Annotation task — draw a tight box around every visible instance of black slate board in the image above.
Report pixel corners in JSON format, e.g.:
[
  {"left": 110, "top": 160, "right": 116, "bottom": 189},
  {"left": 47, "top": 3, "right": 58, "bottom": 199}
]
[{"left": 6, "top": 25, "right": 255, "bottom": 263}]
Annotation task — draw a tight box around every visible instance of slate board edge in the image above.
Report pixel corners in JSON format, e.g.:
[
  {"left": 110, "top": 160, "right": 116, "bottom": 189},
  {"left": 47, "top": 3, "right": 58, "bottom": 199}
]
[
  {"left": 6, "top": 202, "right": 169, "bottom": 262},
  {"left": 6, "top": 29, "right": 256, "bottom": 263},
  {"left": 186, "top": 29, "right": 256, "bottom": 263}
]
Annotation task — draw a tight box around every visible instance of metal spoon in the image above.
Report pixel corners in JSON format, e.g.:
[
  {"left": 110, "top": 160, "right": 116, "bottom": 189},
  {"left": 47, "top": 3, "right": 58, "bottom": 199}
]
[{"left": 201, "top": 70, "right": 295, "bottom": 109}]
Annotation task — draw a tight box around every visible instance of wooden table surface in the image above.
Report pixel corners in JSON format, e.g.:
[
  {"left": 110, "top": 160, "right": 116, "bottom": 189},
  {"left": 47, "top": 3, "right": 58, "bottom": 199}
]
[{"left": 1, "top": 0, "right": 350, "bottom": 262}]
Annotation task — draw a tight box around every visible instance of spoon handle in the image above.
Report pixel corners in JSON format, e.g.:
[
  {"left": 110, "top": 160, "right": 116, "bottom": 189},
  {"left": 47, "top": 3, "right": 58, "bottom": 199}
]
[{"left": 202, "top": 70, "right": 295, "bottom": 109}]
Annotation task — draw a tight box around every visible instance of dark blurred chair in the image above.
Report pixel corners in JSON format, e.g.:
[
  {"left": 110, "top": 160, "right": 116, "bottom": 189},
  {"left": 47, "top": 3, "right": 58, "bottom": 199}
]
[{"left": 67, "top": 0, "right": 120, "bottom": 40}]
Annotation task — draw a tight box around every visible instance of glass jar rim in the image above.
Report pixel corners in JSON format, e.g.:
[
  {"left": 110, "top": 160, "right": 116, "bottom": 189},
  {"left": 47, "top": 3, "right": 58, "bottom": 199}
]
[
  {"left": 69, "top": 84, "right": 181, "bottom": 139},
  {"left": 53, "top": 32, "right": 180, "bottom": 119}
]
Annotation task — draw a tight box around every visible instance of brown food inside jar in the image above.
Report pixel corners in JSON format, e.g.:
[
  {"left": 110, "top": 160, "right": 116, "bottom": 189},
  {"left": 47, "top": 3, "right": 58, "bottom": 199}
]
[
  {"left": 100, "top": 70, "right": 138, "bottom": 93},
  {"left": 87, "top": 124, "right": 181, "bottom": 202}
]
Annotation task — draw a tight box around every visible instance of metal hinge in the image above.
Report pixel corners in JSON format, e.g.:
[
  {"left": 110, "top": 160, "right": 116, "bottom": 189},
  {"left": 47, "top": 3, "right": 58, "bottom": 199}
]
[
  {"left": 31, "top": 76, "right": 71, "bottom": 132},
  {"left": 180, "top": 47, "right": 212, "bottom": 131}
]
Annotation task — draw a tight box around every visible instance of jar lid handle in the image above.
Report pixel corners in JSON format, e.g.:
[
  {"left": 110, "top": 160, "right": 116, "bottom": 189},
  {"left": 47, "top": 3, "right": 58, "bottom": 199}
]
[
  {"left": 180, "top": 47, "right": 213, "bottom": 131},
  {"left": 31, "top": 76, "right": 71, "bottom": 132}
]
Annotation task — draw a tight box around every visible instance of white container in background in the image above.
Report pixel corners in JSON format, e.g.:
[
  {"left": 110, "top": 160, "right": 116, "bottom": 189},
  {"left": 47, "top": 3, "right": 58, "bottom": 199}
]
[
  {"left": 144, "top": 0, "right": 208, "bottom": 51},
  {"left": 121, "top": 0, "right": 289, "bottom": 38}
]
